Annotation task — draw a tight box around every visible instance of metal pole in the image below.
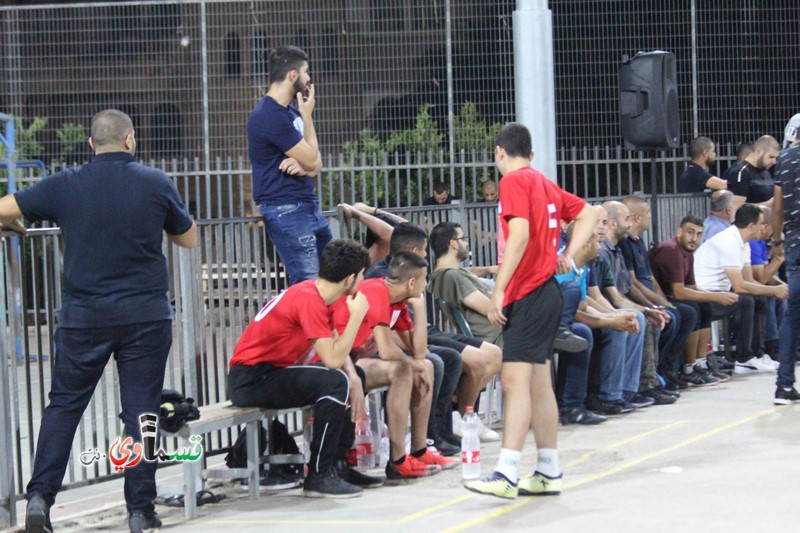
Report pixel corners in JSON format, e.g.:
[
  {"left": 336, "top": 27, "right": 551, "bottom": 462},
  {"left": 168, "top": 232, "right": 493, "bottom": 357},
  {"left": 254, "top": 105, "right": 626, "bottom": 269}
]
[
  {"left": 513, "top": 0, "right": 557, "bottom": 182},
  {"left": 178, "top": 246, "right": 200, "bottom": 402},
  {"left": 445, "top": 0, "right": 456, "bottom": 189},
  {"left": 650, "top": 154, "right": 660, "bottom": 243},
  {"left": 0, "top": 114, "right": 17, "bottom": 528},
  {"left": 200, "top": 0, "right": 212, "bottom": 219},
  {"left": 690, "top": 0, "right": 699, "bottom": 138}
]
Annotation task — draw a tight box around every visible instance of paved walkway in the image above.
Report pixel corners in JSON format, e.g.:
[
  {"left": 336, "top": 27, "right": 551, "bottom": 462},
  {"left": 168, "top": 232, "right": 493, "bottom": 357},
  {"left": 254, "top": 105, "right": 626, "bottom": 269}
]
[{"left": 6, "top": 371, "right": 800, "bottom": 532}]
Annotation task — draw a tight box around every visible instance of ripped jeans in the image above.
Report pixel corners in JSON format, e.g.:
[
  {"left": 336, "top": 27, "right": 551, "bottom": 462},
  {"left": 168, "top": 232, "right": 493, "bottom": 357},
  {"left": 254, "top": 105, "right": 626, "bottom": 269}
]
[{"left": 259, "top": 200, "right": 332, "bottom": 285}]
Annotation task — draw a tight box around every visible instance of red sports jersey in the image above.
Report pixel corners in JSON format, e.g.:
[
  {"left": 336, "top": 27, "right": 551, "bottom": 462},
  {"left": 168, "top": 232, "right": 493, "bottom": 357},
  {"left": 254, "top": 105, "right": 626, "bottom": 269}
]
[
  {"left": 230, "top": 280, "right": 334, "bottom": 368},
  {"left": 498, "top": 166, "right": 585, "bottom": 305},
  {"left": 331, "top": 278, "right": 413, "bottom": 357}
]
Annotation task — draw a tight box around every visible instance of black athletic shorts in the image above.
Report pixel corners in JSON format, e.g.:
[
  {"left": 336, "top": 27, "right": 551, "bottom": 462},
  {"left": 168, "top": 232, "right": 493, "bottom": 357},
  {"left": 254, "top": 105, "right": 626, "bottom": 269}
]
[
  {"left": 501, "top": 277, "right": 562, "bottom": 364},
  {"left": 428, "top": 328, "right": 482, "bottom": 353}
]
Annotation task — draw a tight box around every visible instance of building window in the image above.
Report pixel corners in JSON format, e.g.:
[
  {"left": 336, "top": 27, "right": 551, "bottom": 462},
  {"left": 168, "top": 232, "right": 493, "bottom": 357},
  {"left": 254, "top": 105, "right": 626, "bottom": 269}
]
[
  {"left": 225, "top": 32, "right": 242, "bottom": 78},
  {"left": 151, "top": 103, "right": 182, "bottom": 156},
  {"left": 251, "top": 31, "right": 269, "bottom": 79}
]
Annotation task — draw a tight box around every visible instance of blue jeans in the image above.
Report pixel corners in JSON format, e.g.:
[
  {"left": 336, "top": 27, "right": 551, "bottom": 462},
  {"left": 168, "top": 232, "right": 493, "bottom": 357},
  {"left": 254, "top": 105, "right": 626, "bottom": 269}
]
[
  {"left": 26, "top": 321, "right": 172, "bottom": 513},
  {"left": 258, "top": 200, "right": 333, "bottom": 285},
  {"left": 558, "top": 323, "right": 593, "bottom": 410},
  {"left": 763, "top": 296, "right": 787, "bottom": 345},
  {"left": 658, "top": 302, "right": 697, "bottom": 372},
  {"left": 777, "top": 265, "right": 800, "bottom": 388},
  {"left": 559, "top": 280, "right": 582, "bottom": 328},
  {"left": 593, "top": 310, "right": 645, "bottom": 400}
]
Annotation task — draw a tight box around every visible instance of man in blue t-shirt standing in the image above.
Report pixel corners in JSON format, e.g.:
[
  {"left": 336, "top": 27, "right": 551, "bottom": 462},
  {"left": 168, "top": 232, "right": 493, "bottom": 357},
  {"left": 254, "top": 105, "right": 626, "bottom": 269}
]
[
  {"left": 247, "top": 45, "right": 329, "bottom": 285},
  {"left": 0, "top": 109, "right": 196, "bottom": 533}
]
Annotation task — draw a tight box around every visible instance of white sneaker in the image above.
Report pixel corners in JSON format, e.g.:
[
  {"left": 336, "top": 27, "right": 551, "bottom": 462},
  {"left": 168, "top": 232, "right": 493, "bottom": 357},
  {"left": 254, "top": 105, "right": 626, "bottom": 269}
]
[
  {"left": 735, "top": 359, "right": 758, "bottom": 374},
  {"left": 738, "top": 356, "right": 774, "bottom": 373},
  {"left": 477, "top": 420, "right": 501, "bottom": 442},
  {"left": 452, "top": 411, "right": 463, "bottom": 437},
  {"left": 759, "top": 354, "right": 779, "bottom": 370}
]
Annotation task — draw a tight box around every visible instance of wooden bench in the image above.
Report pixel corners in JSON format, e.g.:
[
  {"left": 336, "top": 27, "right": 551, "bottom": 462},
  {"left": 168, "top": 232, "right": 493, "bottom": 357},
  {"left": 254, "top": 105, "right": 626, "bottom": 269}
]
[{"left": 164, "top": 401, "right": 307, "bottom": 520}]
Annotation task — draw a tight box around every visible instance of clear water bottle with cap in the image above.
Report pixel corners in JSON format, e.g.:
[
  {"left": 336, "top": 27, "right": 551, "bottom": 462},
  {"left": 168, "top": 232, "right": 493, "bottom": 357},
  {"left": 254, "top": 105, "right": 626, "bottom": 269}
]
[
  {"left": 461, "top": 406, "right": 481, "bottom": 479},
  {"left": 355, "top": 410, "right": 374, "bottom": 471},
  {"left": 303, "top": 417, "right": 314, "bottom": 476}
]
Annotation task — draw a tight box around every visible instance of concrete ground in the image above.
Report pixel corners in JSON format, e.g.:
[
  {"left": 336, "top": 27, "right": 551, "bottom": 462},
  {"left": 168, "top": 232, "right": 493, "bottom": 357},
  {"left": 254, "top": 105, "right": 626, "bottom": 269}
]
[{"left": 6, "top": 370, "right": 800, "bottom": 532}]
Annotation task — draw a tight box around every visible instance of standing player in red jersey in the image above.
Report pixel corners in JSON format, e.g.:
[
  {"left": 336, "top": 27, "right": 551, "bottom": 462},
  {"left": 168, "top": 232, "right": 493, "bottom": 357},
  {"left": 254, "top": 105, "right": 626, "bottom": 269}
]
[
  {"left": 227, "top": 239, "right": 377, "bottom": 499},
  {"left": 465, "top": 123, "right": 597, "bottom": 499}
]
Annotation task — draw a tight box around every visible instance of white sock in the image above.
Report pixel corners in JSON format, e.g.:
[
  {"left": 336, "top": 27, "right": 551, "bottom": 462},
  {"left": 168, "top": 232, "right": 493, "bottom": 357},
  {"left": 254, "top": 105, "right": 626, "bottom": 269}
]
[
  {"left": 494, "top": 448, "right": 522, "bottom": 484},
  {"left": 683, "top": 364, "right": 694, "bottom": 375},
  {"left": 536, "top": 448, "right": 560, "bottom": 478}
]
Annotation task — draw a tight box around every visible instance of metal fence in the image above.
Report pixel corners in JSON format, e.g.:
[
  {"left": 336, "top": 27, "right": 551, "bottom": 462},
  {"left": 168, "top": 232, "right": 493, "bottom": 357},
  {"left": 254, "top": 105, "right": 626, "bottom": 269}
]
[
  {"left": 1, "top": 1, "right": 797, "bottom": 171},
  {"left": 0, "top": 194, "right": 708, "bottom": 513}
]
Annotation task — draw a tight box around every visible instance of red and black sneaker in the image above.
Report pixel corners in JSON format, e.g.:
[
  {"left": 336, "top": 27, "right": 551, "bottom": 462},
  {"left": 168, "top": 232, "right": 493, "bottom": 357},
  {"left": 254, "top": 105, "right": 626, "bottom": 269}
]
[
  {"left": 417, "top": 448, "right": 459, "bottom": 470},
  {"left": 385, "top": 454, "right": 441, "bottom": 481}
]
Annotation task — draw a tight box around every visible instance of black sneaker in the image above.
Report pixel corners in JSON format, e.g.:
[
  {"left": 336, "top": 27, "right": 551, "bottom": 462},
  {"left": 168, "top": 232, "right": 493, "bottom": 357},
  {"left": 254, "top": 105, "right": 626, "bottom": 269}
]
[
  {"left": 662, "top": 370, "right": 689, "bottom": 391},
  {"left": 553, "top": 326, "right": 589, "bottom": 353},
  {"left": 303, "top": 468, "right": 363, "bottom": 498},
  {"left": 428, "top": 436, "right": 460, "bottom": 457},
  {"left": 585, "top": 396, "right": 624, "bottom": 415},
  {"left": 438, "top": 429, "right": 462, "bottom": 448},
  {"left": 774, "top": 386, "right": 800, "bottom": 405},
  {"left": 25, "top": 493, "right": 52, "bottom": 533},
  {"left": 659, "top": 387, "right": 680, "bottom": 399},
  {"left": 334, "top": 459, "right": 385, "bottom": 488},
  {"left": 128, "top": 511, "right": 162, "bottom": 533},
  {"left": 559, "top": 406, "right": 607, "bottom": 425},
  {"left": 706, "top": 354, "right": 734, "bottom": 374},
  {"left": 640, "top": 388, "right": 677, "bottom": 405},
  {"left": 682, "top": 366, "right": 719, "bottom": 387},
  {"left": 240, "top": 469, "right": 302, "bottom": 492},
  {"left": 622, "top": 392, "right": 655, "bottom": 408}
]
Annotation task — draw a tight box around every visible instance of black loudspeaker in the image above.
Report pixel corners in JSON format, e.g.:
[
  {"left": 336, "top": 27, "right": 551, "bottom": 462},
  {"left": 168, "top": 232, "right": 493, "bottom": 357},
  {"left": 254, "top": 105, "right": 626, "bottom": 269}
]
[{"left": 619, "top": 51, "right": 679, "bottom": 150}]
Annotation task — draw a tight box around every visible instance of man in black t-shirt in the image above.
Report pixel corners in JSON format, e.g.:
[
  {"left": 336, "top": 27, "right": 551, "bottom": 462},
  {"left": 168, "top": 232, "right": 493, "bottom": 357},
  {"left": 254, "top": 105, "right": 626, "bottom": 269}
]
[
  {"left": 723, "top": 135, "right": 780, "bottom": 209},
  {"left": 677, "top": 137, "right": 727, "bottom": 193},
  {"left": 1, "top": 110, "right": 196, "bottom": 533}
]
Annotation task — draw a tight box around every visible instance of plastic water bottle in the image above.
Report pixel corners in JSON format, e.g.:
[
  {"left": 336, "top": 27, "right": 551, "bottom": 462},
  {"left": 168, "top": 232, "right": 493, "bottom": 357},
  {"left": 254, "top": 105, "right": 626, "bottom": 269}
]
[
  {"left": 461, "top": 406, "right": 481, "bottom": 480},
  {"left": 355, "top": 411, "right": 375, "bottom": 471},
  {"left": 303, "top": 417, "right": 314, "bottom": 476},
  {"left": 378, "top": 421, "right": 390, "bottom": 468}
]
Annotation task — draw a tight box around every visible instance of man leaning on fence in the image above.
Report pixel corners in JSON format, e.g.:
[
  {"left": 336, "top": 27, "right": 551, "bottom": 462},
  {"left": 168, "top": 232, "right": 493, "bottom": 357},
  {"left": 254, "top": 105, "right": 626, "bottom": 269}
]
[
  {"left": 0, "top": 109, "right": 197, "bottom": 533},
  {"left": 248, "top": 45, "right": 329, "bottom": 285}
]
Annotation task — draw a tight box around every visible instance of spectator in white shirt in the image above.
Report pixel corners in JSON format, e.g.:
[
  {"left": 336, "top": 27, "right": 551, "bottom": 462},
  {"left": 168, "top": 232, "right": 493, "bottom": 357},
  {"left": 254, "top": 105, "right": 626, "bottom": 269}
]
[{"left": 694, "top": 204, "right": 788, "bottom": 372}]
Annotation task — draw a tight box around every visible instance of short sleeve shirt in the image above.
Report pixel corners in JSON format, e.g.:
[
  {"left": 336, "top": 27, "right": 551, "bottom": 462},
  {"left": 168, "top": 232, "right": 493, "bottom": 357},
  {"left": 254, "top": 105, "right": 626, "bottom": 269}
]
[
  {"left": 774, "top": 144, "right": 800, "bottom": 259},
  {"left": 497, "top": 167, "right": 586, "bottom": 305},
  {"left": 693, "top": 225, "right": 751, "bottom": 292},
  {"left": 648, "top": 237, "right": 695, "bottom": 298},
  {"left": 555, "top": 262, "right": 588, "bottom": 301},
  {"left": 230, "top": 280, "right": 334, "bottom": 368},
  {"left": 749, "top": 240, "right": 769, "bottom": 267},
  {"left": 247, "top": 96, "right": 316, "bottom": 205},
  {"left": 14, "top": 153, "right": 193, "bottom": 328},
  {"left": 678, "top": 163, "right": 714, "bottom": 193},
  {"left": 618, "top": 235, "right": 654, "bottom": 291},
  {"left": 702, "top": 214, "right": 731, "bottom": 243},
  {"left": 331, "top": 278, "right": 413, "bottom": 354},
  {"left": 724, "top": 161, "right": 774, "bottom": 204},
  {"left": 428, "top": 267, "right": 501, "bottom": 344},
  {"left": 598, "top": 239, "right": 632, "bottom": 294}
]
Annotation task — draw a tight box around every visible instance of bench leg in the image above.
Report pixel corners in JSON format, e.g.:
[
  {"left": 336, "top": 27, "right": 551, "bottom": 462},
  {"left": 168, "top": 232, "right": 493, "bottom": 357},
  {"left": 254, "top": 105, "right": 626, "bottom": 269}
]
[
  {"left": 184, "top": 441, "right": 199, "bottom": 520},
  {"left": 246, "top": 420, "right": 260, "bottom": 500}
]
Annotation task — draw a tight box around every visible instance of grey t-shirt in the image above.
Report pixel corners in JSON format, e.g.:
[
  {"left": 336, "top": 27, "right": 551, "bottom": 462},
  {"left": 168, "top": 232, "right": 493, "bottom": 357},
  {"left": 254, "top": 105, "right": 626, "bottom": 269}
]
[{"left": 428, "top": 267, "right": 503, "bottom": 347}]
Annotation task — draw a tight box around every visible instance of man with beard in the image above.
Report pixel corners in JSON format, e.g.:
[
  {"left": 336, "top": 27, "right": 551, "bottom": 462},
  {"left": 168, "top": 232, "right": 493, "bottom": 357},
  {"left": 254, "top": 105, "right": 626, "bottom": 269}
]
[
  {"left": 678, "top": 137, "right": 727, "bottom": 192},
  {"left": 723, "top": 135, "right": 781, "bottom": 210},
  {"left": 649, "top": 216, "right": 740, "bottom": 385},
  {"left": 247, "top": 45, "right": 328, "bottom": 285}
]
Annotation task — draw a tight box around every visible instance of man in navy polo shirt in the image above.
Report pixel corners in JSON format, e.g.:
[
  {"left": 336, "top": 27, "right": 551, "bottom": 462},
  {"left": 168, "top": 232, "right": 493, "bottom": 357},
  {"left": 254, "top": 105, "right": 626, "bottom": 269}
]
[
  {"left": 0, "top": 109, "right": 196, "bottom": 533},
  {"left": 248, "top": 45, "right": 329, "bottom": 285}
]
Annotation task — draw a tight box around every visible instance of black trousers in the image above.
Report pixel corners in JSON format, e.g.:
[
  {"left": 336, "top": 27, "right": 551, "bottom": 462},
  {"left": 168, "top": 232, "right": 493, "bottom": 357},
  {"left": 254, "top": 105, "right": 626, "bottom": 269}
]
[{"left": 229, "top": 362, "right": 351, "bottom": 475}]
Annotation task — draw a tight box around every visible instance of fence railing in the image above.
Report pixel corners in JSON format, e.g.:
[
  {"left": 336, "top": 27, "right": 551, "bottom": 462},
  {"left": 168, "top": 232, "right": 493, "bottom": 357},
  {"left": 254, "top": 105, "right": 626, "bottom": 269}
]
[
  {"left": 0, "top": 193, "right": 707, "bottom": 517},
  {"left": 3, "top": 142, "right": 734, "bottom": 221}
]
